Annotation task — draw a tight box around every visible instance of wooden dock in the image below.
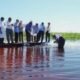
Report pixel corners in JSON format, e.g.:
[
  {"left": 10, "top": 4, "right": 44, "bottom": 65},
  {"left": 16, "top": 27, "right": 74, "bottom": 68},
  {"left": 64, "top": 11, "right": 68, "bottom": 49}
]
[{"left": 0, "top": 42, "right": 46, "bottom": 47}]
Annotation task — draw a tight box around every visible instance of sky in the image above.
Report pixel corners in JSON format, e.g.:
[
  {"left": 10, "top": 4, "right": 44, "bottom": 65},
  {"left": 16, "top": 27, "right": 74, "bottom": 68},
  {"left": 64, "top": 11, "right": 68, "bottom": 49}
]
[{"left": 0, "top": 0, "right": 80, "bottom": 32}]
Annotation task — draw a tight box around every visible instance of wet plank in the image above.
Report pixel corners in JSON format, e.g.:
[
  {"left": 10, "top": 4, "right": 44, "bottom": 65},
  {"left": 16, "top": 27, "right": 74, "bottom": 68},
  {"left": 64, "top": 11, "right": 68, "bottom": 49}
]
[{"left": 0, "top": 42, "right": 46, "bottom": 47}]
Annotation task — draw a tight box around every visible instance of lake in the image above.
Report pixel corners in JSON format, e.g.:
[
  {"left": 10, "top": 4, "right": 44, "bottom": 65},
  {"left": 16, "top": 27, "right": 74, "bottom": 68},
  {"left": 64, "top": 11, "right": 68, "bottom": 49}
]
[{"left": 0, "top": 40, "right": 80, "bottom": 80}]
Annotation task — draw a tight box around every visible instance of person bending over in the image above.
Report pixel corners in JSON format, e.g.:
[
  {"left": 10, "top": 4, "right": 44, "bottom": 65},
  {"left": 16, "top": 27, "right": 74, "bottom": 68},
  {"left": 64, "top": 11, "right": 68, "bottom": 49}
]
[{"left": 53, "top": 34, "right": 65, "bottom": 49}]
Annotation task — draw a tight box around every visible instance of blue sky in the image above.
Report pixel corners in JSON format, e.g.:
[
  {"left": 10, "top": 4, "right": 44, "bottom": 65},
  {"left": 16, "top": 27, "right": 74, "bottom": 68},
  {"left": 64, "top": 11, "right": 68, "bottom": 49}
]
[{"left": 0, "top": 0, "right": 80, "bottom": 32}]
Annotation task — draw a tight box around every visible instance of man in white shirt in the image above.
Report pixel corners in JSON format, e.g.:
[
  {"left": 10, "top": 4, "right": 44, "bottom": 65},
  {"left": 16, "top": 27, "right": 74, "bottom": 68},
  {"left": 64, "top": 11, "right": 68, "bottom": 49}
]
[
  {"left": 0, "top": 17, "right": 4, "bottom": 44},
  {"left": 6, "top": 17, "right": 13, "bottom": 43},
  {"left": 45, "top": 22, "right": 51, "bottom": 42},
  {"left": 53, "top": 34, "right": 65, "bottom": 48},
  {"left": 31, "top": 23, "right": 39, "bottom": 42},
  {"left": 14, "top": 19, "right": 19, "bottom": 43},
  {"left": 37, "top": 22, "right": 45, "bottom": 43}
]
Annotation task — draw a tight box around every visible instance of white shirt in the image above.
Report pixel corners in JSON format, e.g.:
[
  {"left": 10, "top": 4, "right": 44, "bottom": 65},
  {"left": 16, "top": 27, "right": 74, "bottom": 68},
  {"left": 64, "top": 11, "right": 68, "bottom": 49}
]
[
  {"left": 55, "top": 34, "right": 61, "bottom": 40},
  {"left": 46, "top": 26, "right": 50, "bottom": 33},
  {"left": 0, "top": 20, "right": 4, "bottom": 27},
  {"left": 39, "top": 24, "right": 45, "bottom": 32},
  {"left": 6, "top": 21, "right": 13, "bottom": 29},
  {"left": 31, "top": 26, "right": 37, "bottom": 36}
]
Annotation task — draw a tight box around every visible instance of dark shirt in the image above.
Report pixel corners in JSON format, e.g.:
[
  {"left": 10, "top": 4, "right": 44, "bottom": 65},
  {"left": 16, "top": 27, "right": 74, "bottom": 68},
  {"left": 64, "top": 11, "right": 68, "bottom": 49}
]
[{"left": 25, "top": 23, "right": 32, "bottom": 33}]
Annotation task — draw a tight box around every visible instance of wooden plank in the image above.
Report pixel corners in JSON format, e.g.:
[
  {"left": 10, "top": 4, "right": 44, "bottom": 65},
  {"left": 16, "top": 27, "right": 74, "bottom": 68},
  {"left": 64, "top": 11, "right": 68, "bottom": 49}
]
[{"left": 0, "top": 42, "right": 46, "bottom": 48}]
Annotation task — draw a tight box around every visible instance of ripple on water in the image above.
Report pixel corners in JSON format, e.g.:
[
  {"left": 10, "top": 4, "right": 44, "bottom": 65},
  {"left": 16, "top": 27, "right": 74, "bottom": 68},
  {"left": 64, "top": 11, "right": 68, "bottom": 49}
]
[{"left": 0, "top": 41, "right": 80, "bottom": 80}]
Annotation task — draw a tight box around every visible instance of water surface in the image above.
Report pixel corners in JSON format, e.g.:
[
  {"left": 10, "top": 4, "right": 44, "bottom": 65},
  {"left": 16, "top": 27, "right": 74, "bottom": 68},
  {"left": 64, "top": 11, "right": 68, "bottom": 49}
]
[{"left": 0, "top": 41, "right": 80, "bottom": 80}]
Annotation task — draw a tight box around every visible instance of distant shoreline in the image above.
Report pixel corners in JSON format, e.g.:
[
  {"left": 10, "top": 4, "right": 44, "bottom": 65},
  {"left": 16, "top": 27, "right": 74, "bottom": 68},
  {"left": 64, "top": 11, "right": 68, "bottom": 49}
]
[
  {"left": 51, "top": 32, "right": 80, "bottom": 40},
  {"left": 3, "top": 32, "right": 80, "bottom": 42}
]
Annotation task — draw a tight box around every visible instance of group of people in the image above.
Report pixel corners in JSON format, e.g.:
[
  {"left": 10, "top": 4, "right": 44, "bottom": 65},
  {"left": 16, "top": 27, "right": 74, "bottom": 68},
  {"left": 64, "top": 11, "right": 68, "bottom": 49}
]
[
  {"left": 25, "top": 21, "right": 51, "bottom": 43},
  {"left": 0, "top": 17, "right": 65, "bottom": 48},
  {"left": 0, "top": 17, "right": 51, "bottom": 44},
  {"left": 0, "top": 17, "right": 24, "bottom": 44}
]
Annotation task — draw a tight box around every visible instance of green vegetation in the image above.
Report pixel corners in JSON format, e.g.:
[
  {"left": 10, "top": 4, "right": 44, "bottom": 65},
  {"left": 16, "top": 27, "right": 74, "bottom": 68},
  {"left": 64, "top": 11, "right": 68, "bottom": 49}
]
[
  {"left": 51, "top": 32, "right": 80, "bottom": 40},
  {"left": 22, "top": 32, "right": 80, "bottom": 40}
]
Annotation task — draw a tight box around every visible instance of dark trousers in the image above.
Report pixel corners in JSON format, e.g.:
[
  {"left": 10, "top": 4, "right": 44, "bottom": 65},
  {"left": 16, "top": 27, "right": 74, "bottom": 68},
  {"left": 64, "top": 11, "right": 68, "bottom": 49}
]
[
  {"left": 26, "top": 31, "right": 31, "bottom": 42},
  {"left": 15, "top": 32, "right": 19, "bottom": 43},
  {"left": 6, "top": 28, "right": 13, "bottom": 43},
  {"left": 46, "top": 31, "right": 50, "bottom": 42},
  {"left": 37, "top": 31, "right": 40, "bottom": 42},
  {"left": 58, "top": 37, "right": 65, "bottom": 49},
  {"left": 37, "top": 31, "right": 44, "bottom": 43},
  {"left": 19, "top": 32, "right": 23, "bottom": 43},
  {"left": 0, "top": 38, "right": 4, "bottom": 44}
]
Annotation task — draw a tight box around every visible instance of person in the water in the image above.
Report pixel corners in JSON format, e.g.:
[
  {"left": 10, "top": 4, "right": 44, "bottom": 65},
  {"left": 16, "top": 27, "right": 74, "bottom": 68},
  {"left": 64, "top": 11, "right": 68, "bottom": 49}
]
[{"left": 53, "top": 34, "right": 65, "bottom": 49}]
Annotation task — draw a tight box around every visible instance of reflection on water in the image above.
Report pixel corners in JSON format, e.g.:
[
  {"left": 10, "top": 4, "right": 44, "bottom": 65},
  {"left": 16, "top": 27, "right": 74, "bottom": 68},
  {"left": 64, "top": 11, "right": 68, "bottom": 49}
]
[
  {"left": 0, "top": 42, "right": 80, "bottom": 80},
  {"left": 57, "top": 48, "right": 64, "bottom": 57}
]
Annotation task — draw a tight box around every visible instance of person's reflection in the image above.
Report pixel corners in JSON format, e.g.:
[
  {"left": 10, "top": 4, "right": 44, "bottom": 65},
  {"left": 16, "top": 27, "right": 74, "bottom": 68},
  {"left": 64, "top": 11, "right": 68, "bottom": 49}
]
[
  {"left": 14, "top": 47, "right": 19, "bottom": 63},
  {"left": 40, "top": 47, "right": 44, "bottom": 69},
  {"left": 0, "top": 48, "right": 4, "bottom": 67},
  {"left": 18, "top": 47, "right": 23, "bottom": 67},
  {"left": 55, "top": 48, "right": 65, "bottom": 68},
  {"left": 18, "top": 47, "right": 23, "bottom": 60},
  {"left": 33, "top": 47, "right": 40, "bottom": 64},
  {"left": 56, "top": 48, "right": 64, "bottom": 57},
  {"left": 45, "top": 47, "right": 50, "bottom": 67},
  {"left": 14, "top": 47, "right": 23, "bottom": 68},
  {"left": 40, "top": 47, "right": 44, "bottom": 61},
  {"left": 6, "top": 48, "right": 14, "bottom": 68},
  {"left": 45, "top": 47, "right": 50, "bottom": 61},
  {"left": 26, "top": 47, "right": 33, "bottom": 66}
]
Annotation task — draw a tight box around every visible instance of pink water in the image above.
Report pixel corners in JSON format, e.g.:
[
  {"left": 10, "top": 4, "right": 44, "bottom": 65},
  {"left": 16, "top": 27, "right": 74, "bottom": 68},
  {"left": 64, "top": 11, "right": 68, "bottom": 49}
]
[{"left": 0, "top": 41, "right": 80, "bottom": 80}]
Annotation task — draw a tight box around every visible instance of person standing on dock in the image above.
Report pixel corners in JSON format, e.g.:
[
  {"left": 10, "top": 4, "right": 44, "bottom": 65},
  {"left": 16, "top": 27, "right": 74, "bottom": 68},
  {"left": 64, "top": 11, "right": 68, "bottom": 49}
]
[
  {"left": 14, "top": 19, "right": 19, "bottom": 43},
  {"left": 31, "top": 23, "right": 39, "bottom": 42},
  {"left": 0, "top": 17, "right": 5, "bottom": 44},
  {"left": 6, "top": 17, "right": 14, "bottom": 44},
  {"left": 25, "top": 21, "right": 32, "bottom": 43},
  {"left": 37, "top": 22, "right": 45, "bottom": 43},
  {"left": 19, "top": 21, "right": 24, "bottom": 43},
  {"left": 45, "top": 22, "right": 51, "bottom": 42}
]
